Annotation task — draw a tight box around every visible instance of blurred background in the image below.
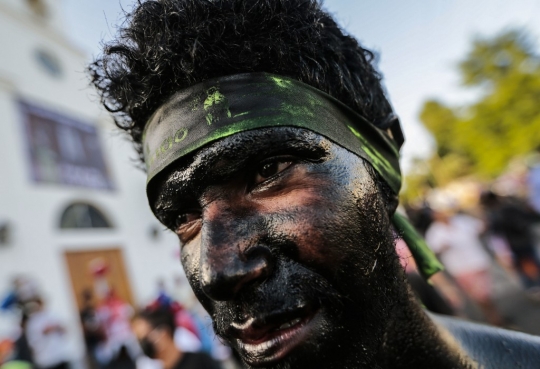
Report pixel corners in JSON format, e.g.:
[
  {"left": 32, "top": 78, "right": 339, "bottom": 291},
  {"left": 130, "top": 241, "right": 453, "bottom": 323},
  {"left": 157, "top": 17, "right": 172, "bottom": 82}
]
[{"left": 0, "top": 0, "right": 539, "bottom": 368}]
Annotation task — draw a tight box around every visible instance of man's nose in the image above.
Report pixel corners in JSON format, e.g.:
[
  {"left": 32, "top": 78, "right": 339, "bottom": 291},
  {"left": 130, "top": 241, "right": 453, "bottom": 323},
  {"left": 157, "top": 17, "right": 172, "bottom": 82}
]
[{"left": 199, "top": 205, "right": 274, "bottom": 301}]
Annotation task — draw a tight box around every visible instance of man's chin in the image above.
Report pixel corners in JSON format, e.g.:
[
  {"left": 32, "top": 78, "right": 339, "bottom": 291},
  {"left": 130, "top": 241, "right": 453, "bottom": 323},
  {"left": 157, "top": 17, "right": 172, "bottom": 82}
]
[
  {"left": 234, "top": 308, "right": 324, "bottom": 367},
  {"left": 222, "top": 297, "right": 390, "bottom": 369}
]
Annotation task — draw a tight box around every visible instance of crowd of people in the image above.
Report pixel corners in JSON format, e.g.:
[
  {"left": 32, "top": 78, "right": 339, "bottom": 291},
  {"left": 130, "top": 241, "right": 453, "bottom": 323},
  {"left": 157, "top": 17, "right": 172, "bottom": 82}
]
[
  {"left": 0, "top": 277, "right": 70, "bottom": 369},
  {"left": 0, "top": 277, "right": 235, "bottom": 369},
  {"left": 404, "top": 186, "right": 540, "bottom": 327}
]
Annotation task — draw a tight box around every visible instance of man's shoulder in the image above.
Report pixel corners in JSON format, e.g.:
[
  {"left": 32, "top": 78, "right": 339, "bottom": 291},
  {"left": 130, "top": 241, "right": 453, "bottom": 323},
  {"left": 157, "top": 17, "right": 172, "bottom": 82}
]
[{"left": 432, "top": 314, "right": 540, "bottom": 369}]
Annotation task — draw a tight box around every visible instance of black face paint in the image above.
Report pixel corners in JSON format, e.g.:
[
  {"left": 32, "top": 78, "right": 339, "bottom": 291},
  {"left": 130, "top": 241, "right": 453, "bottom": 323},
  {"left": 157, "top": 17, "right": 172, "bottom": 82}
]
[
  {"left": 139, "top": 337, "right": 156, "bottom": 359},
  {"left": 151, "top": 128, "right": 404, "bottom": 368},
  {"left": 150, "top": 127, "right": 473, "bottom": 369}
]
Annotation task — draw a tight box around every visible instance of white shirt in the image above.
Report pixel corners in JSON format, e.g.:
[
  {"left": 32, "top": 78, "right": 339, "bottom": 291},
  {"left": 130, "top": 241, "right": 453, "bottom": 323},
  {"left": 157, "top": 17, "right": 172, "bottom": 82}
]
[
  {"left": 26, "top": 310, "right": 71, "bottom": 367},
  {"left": 425, "top": 214, "right": 491, "bottom": 276}
]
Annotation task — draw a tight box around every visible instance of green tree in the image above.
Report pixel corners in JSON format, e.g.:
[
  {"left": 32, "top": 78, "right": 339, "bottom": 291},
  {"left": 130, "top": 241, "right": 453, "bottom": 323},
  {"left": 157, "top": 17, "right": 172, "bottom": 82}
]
[{"left": 404, "top": 29, "right": 540, "bottom": 201}]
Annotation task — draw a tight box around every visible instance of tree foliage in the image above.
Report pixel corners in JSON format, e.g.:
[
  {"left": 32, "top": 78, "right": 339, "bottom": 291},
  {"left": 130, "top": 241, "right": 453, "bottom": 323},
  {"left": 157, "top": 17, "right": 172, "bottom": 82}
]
[{"left": 403, "top": 29, "right": 540, "bottom": 202}]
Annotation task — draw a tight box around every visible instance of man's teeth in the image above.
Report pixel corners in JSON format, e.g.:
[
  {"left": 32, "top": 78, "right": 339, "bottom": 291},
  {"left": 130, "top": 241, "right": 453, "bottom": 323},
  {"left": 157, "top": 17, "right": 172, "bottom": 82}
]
[{"left": 278, "top": 318, "right": 302, "bottom": 330}]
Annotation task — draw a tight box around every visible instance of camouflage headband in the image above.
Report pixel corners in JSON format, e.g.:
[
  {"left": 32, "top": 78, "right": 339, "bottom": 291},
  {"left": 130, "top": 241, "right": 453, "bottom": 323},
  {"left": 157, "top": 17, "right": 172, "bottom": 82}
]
[{"left": 143, "top": 73, "right": 443, "bottom": 279}]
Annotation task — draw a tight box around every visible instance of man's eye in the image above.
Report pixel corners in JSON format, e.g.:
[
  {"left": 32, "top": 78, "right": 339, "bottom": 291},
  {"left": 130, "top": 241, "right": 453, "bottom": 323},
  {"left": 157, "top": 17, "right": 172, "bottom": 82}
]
[
  {"left": 254, "top": 160, "right": 294, "bottom": 185},
  {"left": 174, "top": 212, "right": 202, "bottom": 243},
  {"left": 175, "top": 212, "right": 200, "bottom": 228}
]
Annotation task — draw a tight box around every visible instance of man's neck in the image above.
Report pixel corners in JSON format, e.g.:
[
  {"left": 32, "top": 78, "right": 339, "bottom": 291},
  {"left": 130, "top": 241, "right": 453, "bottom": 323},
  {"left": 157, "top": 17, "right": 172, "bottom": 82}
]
[
  {"left": 383, "top": 289, "right": 476, "bottom": 369},
  {"left": 158, "top": 341, "right": 184, "bottom": 369}
]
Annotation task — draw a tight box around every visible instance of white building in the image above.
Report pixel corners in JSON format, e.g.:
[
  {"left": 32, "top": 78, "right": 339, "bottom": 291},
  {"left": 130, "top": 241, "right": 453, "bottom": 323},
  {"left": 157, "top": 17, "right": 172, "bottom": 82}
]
[{"left": 0, "top": 0, "right": 186, "bottom": 365}]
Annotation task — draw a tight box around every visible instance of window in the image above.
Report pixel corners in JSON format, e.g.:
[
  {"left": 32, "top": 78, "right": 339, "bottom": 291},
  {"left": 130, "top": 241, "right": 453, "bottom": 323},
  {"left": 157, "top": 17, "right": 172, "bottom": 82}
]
[
  {"left": 34, "top": 49, "right": 62, "bottom": 78},
  {"left": 19, "top": 100, "right": 114, "bottom": 189},
  {"left": 60, "top": 203, "right": 112, "bottom": 229}
]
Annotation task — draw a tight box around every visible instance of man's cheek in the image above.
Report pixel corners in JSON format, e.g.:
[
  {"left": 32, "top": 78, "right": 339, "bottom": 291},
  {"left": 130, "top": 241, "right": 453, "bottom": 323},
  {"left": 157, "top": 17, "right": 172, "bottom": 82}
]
[
  {"left": 287, "top": 198, "right": 381, "bottom": 280},
  {"left": 180, "top": 240, "right": 214, "bottom": 312},
  {"left": 266, "top": 203, "right": 356, "bottom": 278}
]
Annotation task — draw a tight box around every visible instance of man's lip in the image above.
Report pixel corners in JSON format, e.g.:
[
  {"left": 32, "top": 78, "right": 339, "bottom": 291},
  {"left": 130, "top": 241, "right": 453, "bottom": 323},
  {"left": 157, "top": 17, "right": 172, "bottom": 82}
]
[
  {"left": 229, "top": 305, "right": 312, "bottom": 343},
  {"left": 228, "top": 306, "right": 321, "bottom": 366}
]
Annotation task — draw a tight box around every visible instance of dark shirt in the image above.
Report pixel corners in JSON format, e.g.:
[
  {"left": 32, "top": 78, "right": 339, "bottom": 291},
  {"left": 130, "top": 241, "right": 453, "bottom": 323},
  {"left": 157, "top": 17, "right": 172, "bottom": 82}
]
[
  {"left": 79, "top": 306, "right": 104, "bottom": 348},
  {"left": 172, "top": 352, "right": 221, "bottom": 369},
  {"left": 487, "top": 199, "right": 540, "bottom": 249},
  {"left": 13, "top": 332, "right": 34, "bottom": 364}
]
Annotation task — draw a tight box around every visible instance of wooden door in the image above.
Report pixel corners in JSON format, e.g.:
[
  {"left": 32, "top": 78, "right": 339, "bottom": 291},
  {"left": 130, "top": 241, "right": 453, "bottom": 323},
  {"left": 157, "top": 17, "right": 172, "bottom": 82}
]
[{"left": 64, "top": 248, "right": 134, "bottom": 310}]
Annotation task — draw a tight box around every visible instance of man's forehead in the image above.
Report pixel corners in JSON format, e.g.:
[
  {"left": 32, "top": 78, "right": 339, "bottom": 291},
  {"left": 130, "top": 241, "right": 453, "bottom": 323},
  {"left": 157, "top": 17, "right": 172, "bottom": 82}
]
[{"left": 151, "top": 127, "right": 328, "bottom": 203}]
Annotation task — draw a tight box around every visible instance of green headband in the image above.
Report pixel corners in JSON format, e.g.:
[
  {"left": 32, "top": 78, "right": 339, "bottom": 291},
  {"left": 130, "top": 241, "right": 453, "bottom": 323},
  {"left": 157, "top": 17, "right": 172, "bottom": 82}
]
[{"left": 143, "top": 72, "right": 443, "bottom": 279}]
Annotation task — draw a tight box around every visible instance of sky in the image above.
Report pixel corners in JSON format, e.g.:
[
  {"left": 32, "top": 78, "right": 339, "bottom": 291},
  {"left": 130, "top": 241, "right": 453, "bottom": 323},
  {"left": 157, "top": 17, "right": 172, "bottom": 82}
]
[{"left": 62, "top": 0, "right": 540, "bottom": 172}]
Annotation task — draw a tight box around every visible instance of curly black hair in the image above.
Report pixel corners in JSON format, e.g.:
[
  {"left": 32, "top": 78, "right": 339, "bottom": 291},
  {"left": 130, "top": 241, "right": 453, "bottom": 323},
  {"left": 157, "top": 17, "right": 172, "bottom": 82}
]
[{"left": 89, "top": 0, "right": 394, "bottom": 160}]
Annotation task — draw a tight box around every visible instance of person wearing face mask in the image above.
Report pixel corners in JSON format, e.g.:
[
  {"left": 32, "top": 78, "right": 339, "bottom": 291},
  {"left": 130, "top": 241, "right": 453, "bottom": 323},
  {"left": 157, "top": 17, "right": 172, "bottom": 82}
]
[{"left": 132, "top": 307, "right": 220, "bottom": 369}]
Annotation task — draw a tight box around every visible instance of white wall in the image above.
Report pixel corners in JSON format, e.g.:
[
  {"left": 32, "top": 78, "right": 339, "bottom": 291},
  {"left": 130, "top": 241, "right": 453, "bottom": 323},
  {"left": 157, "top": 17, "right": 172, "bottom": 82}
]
[{"left": 0, "top": 1, "right": 187, "bottom": 364}]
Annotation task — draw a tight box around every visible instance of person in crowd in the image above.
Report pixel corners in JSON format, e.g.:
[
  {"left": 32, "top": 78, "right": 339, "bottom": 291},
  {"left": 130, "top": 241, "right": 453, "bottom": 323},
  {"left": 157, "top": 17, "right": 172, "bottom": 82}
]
[
  {"left": 11, "top": 314, "right": 33, "bottom": 366},
  {"left": 170, "top": 277, "right": 234, "bottom": 362},
  {"left": 132, "top": 307, "right": 220, "bottom": 369},
  {"left": 147, "top": 282, "right": 202, "bottom": 354},
  {"left": 481, "top": 191, "right": 540, "bottom": 290},
  {"left": 25, "top": 298, "right": 71, "bottom": 369},
  {"left": 1, "top": 277, "right": 40, "bottom": 367},
  {"left": 1, "top": 278, "right": 39, "bottom": 315},
  {"left": 425, "top": 208, "right": 504, "bottom": 325},
  {"left": 485, "top": 231, "right": 519, "bottom": 280},
  {"left": 89, "top": 0, "right": 540, "bottom": 367},
  {"left": 79, "top": 289, "right": 105, "bottom": 369},
  {"left": 94, "top": 290, "right": 138, "bottom": 369}
]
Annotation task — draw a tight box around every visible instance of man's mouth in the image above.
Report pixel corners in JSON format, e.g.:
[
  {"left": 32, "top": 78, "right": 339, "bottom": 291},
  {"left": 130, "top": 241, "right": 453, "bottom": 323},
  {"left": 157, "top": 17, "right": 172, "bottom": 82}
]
[{"left": 227, "top": 304, "right": 321, "bottom": 366}]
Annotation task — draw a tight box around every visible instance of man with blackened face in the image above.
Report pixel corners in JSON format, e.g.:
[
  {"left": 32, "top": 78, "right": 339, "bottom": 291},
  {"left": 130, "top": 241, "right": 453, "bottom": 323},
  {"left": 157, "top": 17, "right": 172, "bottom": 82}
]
[{"left": 90, "top": 1, "right": 540, "bottom": 368}]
